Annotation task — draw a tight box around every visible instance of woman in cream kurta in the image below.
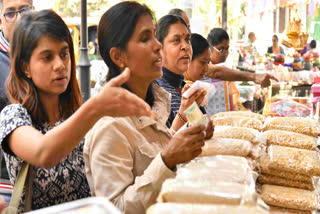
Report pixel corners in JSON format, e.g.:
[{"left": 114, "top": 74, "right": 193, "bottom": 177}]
[
  {"left": 84, "top": 84, "right": 175, "bottom": 213},
  {"left": 84, "top": 2, "right": 206, "bottom": 214}
]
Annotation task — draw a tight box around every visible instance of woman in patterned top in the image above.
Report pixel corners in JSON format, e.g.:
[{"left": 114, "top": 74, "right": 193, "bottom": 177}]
[{"left": 0, "top": 10, "right": 153, "bottom": 212}]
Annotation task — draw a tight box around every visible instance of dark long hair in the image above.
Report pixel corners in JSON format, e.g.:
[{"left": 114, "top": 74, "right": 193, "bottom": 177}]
[
  {"left": 168, "top": 8, "right": 184, "bottom": 17},
  {"left": 98, "top": 1, "right": 155, "bottom": 106},
  {"left": 207, "top": 28, "right": 229, "bottom": 46},
  {"left": 7, "top": 10, "right": 81, "bottom": 125},
  {"left": 191, "top": 33, "right": 209, "bottom": 60},
  {"left": 156, "top": 14, "right": 188, "bottom": 44}
]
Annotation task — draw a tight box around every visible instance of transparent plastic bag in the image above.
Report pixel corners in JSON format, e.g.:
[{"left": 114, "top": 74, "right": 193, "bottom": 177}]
[
  {"left": 269, "top": 206, "right": 312, "bottom": 214},
  {"left": 258, "top": 154, "right": 312, "bottom": 182},
  {"left": 184, "top": 102, "right": 208, "bottom": 126},
  {"left": 213, "top": 126, "right": 261, "bottom": 144},
  {"left": 176, "top": 156, "right": 256, "bottom": 186},
  {"left": 182, "top": 80, "right": 216, "bottom": 107},
  {"left": 262, "top": 130, "right": 317, "bottom": 150},
  {"left": 212, "top": 111, "right": 265, "bottom": 122},
  {"left": 213, "top": 116, "right": 263, "bottom": 131},
  {"left": 261, "top": 184, "right": 320, "bottom": 211},
  {"left": 249, "top": 142, "right": 266, "bottom": 160},
  {"left": 147, "top": 203, "right": 269, "bottom": 214},
  {"left": 258, "top": 174, "right": 315, "bottom": 191},
  {"left": 268, "top": 145, "right": 320, "bottom": 176},
  {"left": 199, "top": 138, "right": 252, "bottom": 157},
  {"left": 263, "top": 117, "right": 319, "bottom": 137},
  {"left": 157, "top": 179, "right": 257, "bottom": 206}
]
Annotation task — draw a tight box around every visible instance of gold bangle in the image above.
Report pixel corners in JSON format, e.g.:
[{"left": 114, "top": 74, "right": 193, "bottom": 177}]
[{"left": 177, "top": 112, "right": 187, "bottom": 124}]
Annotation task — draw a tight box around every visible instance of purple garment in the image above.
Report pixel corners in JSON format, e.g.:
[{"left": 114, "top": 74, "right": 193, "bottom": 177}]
[{"left": 300, "top": 44, "right": 310, "bottom": 56}]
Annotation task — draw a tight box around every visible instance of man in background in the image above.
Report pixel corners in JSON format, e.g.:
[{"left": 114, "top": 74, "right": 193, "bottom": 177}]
[
  {"left": 0, "top": 0, "right": 33, "bottom": 197},
  {"left": 168, "top": 8, "right": 190, "bottom": 29},
  {"left": 0, "top": 0, "right": 33, "bottom": 112}
]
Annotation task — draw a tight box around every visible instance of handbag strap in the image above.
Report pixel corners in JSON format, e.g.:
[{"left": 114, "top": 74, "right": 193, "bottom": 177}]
[
  {"left": 8, "top": 162, "right": 33, "bottom": 211},
  {"left": 24, "top": 164, "right": 33, "bottom": 212}
]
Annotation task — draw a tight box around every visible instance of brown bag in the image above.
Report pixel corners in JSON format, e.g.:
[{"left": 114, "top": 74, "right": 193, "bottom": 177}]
[{"left": 2, "top": 162, "right": 33, "bottom": 214}]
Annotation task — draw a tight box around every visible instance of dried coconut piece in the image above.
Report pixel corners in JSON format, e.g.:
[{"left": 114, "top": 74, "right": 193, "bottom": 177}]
[
  {"left": 199, "top": 138, "right": 252, "bottom": 157},
  {"left": 263, "top": 117, "right": 319, "bottom": 137},
  {"left": 258, "top": 154, "right": 312, "bottom": 182},
  {"left": 213, "top": 126, "right": 261, "bottom": 144},
  {"left": 147, "top": 203, "right": 269, "bottom": 214},
  {"left": 212, "top": 111, "right": 265, "bottom": 122},
  {"left": 261, "top": 184, "right": 319, "bottom": 211},
  {"left": 262, "top": 130, "right": 316, "bottom": 150},
  {"left": 268, "top": 145, "right": 320, "bottom": 176},
  {"left": 258, "top": 174, "right": 314, "bottom": 191},
  {"left": 269, "top": 206, "right": 312, "bottom": 214},
  {"left": 212, "top": 116, "right": 263, "bottom": 131}
]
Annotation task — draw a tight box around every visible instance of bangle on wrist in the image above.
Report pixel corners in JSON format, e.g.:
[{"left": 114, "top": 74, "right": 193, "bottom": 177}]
[
  {"left": 170, "top": 127, "right": 177, "bottom": 135},
  {"left": 177, "top": 112, "right": 187, "bottom": 124}
]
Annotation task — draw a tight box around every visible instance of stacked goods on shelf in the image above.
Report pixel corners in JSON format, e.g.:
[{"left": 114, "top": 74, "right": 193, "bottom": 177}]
[
  {"left": 258, "top": 153, "right": 316, "bottom": 191},
  {"left": 312, "top": 53, "right": 320, "bottom": 70},
  {"left": 212, "top": 111, "right": 266, "bottom": 122},
  {"left": 293, "top": 52, "right": 303, "bottom": 71},
  {"left": 212, "top": 116, "right": 263, "bottom": 131},
  {"left": 213, "top": 126, "right": 261, "bottom": 144},
  {"left": 210, "top": 112, "right": 266, "bottom": 164},
  {"left": 261, "top": 184, "right": 318, "bottom": 213},
  {"left": 147, "top": 203, "right": 268, "bottom": 214},
  {"left": 257, "top": 117, "right": 320, "bottom": 213},
  {"left": 263, "top": 117, "right": 319, "bottom": 137},
  {"left": 199, "top": 138, "right": 252, "bottom": 157},
  {"left": 261, "top": 130, "right": 317, "bottom": 150},
  {"left": 274, "top": 54, "right": 285, "bottom": 66},
  {"left": 147, "top": 156, "right": 268, "bottom": 213},
  {"left": 303, "top": 53, "right": 313, "bottom": 71}
]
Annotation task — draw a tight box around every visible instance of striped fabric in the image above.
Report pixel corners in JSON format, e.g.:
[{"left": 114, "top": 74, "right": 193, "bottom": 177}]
[
  {"left": 156, "top": 67, "right": 184, "bottom": 128},
  {"left": 156, "top": 77, "right": 182, "bottom": 128},
  {"left": 0, "top": 32, "right": 9, "bottom": 53}
]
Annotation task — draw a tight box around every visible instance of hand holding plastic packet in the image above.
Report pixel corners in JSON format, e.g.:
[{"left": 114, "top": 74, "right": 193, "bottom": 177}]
[
  {"left": 182, "top": 80, "right": 216, "bottom": 107},
  {"left": 184, "top": 101, "right": 208, "bottom": 127}
]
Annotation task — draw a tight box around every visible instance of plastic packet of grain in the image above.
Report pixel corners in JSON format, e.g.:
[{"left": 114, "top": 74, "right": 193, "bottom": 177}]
[
  {"left": 199, "top": 137, "right": 252, "bottom": 157},
  {"left": 263, "top": 117, "right": 319, "bottom": 137},
  {"left": 262, "top": 130, "right": 317, "bottom": 150},
  {"left": 258, "top": 153, "right": 312, "bottom": 182},
  {"left": 268, "top": 145, "right": 320, "bottom": 176},
  {"left": 258, "top": 174, "right": 315, "bottom": 191},
  {"left": 213, "top": 126, "right": 261, "bottom": 144},
  {"left": 157, "top": 179, "right": 257, "bottom": 206},
  {"left": 176, "top": 156, "right": 255, "bottom": 185},
  {"left": 268, "top": 206, "right": 312, "bottom": 214},
  {"left": 147, "top": 203, "right": 269, "bottom": 214},
  {"left": 212, "top": 111, "right": 265, "bottom": 123},
  {"left": 249, "top": 142, "right": 266, "bottom": 160},
  {"left": 261, "top": 184, "right": 320, "bottom": 211},
  {"left": 212, "top": 116, "right": 263, "bottom": 131}
]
